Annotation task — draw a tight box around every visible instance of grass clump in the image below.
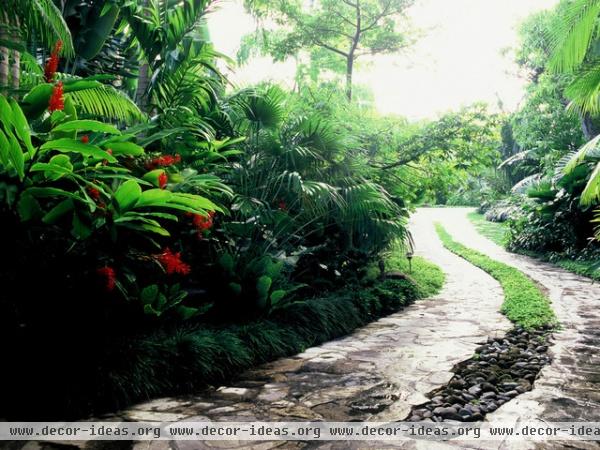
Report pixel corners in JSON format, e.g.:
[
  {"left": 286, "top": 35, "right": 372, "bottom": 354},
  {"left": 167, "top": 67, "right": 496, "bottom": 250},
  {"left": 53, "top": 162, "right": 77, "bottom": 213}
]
[
  {"left": 468, "top": 212, "right": 600, "bottom": 281},
  {"left": 387, "top": 252, "right": 446, "bottom": 297},
  {"left": 435, "top": 223, "right": 556, "bottom": 329},
  {"left": 555, "top": 259, "right": 600, "bottom": 281},
  {"left": 467, "top": 211, "right": 508, "bottom": 246}
]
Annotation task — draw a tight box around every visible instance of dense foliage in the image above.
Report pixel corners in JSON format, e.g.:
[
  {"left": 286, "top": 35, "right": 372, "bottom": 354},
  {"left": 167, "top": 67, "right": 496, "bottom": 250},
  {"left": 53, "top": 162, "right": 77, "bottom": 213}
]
[
  {"left": 0, "top": 0, "right": 446, "bottom": 418},
  {"left": 474, "top": 1, "right": 600, "bottom": 274}
]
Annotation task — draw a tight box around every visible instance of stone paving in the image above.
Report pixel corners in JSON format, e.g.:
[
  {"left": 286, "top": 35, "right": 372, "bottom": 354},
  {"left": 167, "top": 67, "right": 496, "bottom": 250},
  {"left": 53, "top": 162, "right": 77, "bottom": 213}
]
[
  {"left": 9, "top": 208, "right": 600, "bottom": 450},
  {"left": 432, "top": 207, "right": 600, "bottom": 450}
]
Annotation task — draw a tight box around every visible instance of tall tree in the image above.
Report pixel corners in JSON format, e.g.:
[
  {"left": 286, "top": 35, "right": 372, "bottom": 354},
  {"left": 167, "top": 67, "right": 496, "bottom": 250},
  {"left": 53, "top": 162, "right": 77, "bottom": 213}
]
[{"left": 243, "top": 0, "right": 414, "bottom": 101}]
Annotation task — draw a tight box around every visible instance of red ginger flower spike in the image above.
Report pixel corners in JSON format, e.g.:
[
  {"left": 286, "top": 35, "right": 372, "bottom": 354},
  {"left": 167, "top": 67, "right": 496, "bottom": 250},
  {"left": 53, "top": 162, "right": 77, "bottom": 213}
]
[
  {"left": 158, "top": 171, "right": 168, "bottom": 189},
  {"left": 44, "top": 40, "right": 62, "bottom": 82},
  {"left": 148, "top": 154, "right": 181, "bottom": 169},
  {"left": 97, "top": 266, "right": 116, "bottom": 292},
  {"left": 48, "top": 81, "right": 64, "bottom": 112},
  {"left": 81, "top": 135, "right": 90, "bottom": 144},
  {"left": 87, "top": 186, "right": 101, "bottom": 201},
  {"left": 193, "top": 212, "right": 214, "bottom": 231},
  {"left": 156, "top": 248, "right": 191, "bottom": 275}
]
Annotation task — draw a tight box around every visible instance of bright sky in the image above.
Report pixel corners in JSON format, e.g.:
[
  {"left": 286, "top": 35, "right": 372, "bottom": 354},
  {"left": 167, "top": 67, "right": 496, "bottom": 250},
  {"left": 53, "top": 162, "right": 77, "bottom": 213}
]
[{"left": 207, "top": 0, "right": 559, "bottom": 121}]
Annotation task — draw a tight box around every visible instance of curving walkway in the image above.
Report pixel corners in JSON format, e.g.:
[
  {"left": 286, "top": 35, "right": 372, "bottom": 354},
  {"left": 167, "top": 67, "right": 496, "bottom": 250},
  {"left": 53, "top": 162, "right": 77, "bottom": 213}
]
[
  {"left": 101, "top": 208, "right": 513, "bottom": 450},
  {"left": 17, "top": 208, "right": 600, "bottom": 450},
  {"left": 431, "top": 207, "right": 600, "bottom": 450}
]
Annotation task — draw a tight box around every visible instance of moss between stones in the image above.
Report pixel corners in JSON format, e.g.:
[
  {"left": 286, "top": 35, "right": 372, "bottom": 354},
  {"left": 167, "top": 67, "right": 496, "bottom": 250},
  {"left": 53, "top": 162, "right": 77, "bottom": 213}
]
[
  {"left": 435, "top": 223, "right": 556, "bottom": 329},
  {"left": 2, "top": 255, "right": 444, "bottom": 420}
]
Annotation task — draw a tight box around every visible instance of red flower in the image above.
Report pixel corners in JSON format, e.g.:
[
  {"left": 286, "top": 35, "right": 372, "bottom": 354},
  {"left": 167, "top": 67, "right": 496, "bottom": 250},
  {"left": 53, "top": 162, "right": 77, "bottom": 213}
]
[
  {"left": 156, "top": 248, "right": 191, "bottom": 275},
  {"left": 278, "top": 200, "right": 287, "bottom": 211},
  {"left": 87, "top": 186, "right": 101, "bottom": 201},
  {"left": 146, "top": 154, "right": 182, "bottom": 170},
  {"left": 44, "top": 40, "right": 62, "bottom": 82},
  {"left": 97, "top": 266, "right": 116, "bottom": 292},
  {"left": 192, "top": 211, "right": 215, "bottom": 232},
  {"left": 158, "top": 171, "right": 168, "bottom": 189},
  {"left": 81, "top": 135, "right": 90, "bottom": 144},
  {"left": 48, "top": 81, "right": 64, "bottom": 112}
]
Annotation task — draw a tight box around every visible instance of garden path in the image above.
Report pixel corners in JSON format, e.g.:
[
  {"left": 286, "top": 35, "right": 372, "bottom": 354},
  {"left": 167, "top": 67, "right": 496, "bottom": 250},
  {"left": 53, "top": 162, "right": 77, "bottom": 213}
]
[
  {"left": 20, "top": 208, "right": 600, "bottom": 450},
  {"left": 101, "top": 208, "right": 514, "bottom": 449}
]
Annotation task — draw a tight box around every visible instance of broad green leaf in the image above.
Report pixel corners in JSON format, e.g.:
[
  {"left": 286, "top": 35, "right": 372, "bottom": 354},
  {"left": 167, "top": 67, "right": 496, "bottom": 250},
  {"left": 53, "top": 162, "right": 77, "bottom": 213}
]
[
  {"left": 52, "top": 120, "right": 121, "bottom": 135},
  {"left": 142, "top": 169, "right": 167, "bottom": 188},
  {"left": 170, "top": 192, "right": 221, "bottom": 212},
  {"left": 256, "top": 275, "right": 272, "bottom": 308},
  {"left": 78, "top": 5, "right": 120, "bottom": 60},
  {"left": 219, "top": 253, "right": 235, "bottom": 274},
  {"left": 6, "top": 130, "right": 24, "bottom": 180},
  {"left": 17, "top": 193, "right": 42, "bottom": 221},
  {"left": 176, "top": 305, "right": 200, "bottom": 320},
  {"left": 41, "top": 138, "right": 117, "bottom": 163},
  {"left": 72, "top": 213, "right": 92, "bottom": 240},
  {"left": 21, "top": 84, "right": 54, "bottom": 120},
  {"left": 0, "top": 129, "right": 10, "bottom": 166},
  {"left": 141, "top": 285, "right": 159, "bottom": 304},
  {"left": 119, "top": 222, "right": 171, "bottom": 236},
  {"left": 270, "top": 290, "right": 287, "bottom": 306},
  {"left": 0, "top": 95, "right": 14, "bottom": 128},
  {"left": 135, "top": 189, "right": 173, "bottom": 207},
  {"left": 114, "top": 179, "right": 142, "bottom": 211},
  {"left": 42, "top": 199, "right": 74, "bottom": 224},
  {"left": 104, "top": 141, "right": 144, "bottom": 156},
  {"left": 63, "top": 80, "right": 103, "bottom": 92},
  {"left": 9, "top": 99, "right": 35, "bottom": 157},
  {"left": 31, "top": 154, "right": 74, "bottom": 180},
  {"left": 26, "top": 187, "right": 82, "bottom": 201}
]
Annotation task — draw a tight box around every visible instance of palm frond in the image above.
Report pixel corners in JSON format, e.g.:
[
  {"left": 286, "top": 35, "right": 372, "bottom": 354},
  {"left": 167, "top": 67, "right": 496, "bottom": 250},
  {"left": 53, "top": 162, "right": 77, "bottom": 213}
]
[
  {"left": 580, "top": 162, "right": 600, "bottom": 206},
  {"left": 563, "top": 133, "right": 600, "bottom": 174},
  {"left": 67, "top": 85, "right": 146, "bottom": 125},
  {"left": 548, "top": 0, "right": 600, "bottom": 73},
  {"left": 14, "top": 0, "right": 75, "bottom": 57},
  {"left": 511, "top": 173, "right": 543, "bottom": 194},
  {"left": 565, "top": 62, "right": 600, "bottom": 115}
]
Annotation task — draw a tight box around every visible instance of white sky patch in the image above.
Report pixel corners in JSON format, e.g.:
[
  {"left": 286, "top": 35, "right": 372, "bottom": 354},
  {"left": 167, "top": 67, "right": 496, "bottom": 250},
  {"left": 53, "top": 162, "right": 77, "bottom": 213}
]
[{"left": 207, "top": 0, "right": 558, "bottom": 120}]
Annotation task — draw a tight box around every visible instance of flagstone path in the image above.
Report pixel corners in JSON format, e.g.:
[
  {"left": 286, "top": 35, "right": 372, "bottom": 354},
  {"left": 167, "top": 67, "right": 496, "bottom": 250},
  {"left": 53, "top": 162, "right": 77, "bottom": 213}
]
[{"left": 11, "top": 208, "right": 600, "bottom": 450}]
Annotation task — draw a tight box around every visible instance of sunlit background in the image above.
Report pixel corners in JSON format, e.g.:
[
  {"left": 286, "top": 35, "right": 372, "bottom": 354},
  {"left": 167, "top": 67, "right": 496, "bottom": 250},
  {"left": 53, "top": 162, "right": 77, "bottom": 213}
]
[{"left": 207, "top": 0, "right": 558, "bottom": 120}]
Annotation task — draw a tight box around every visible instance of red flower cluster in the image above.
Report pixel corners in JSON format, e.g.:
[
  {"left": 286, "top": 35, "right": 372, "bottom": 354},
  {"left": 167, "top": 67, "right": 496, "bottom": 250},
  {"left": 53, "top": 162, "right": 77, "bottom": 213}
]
[
  {"left": 193, "top": 211, "right": 215, "bottom": 232},
  {"left": 87, "top": 186, "right": 101, "bottom": 201},
  {"left": 146, "top": 154, "right": 181, "bottom": 170},
  {"left": 158, "top": 171, "right": 168, "bottom": 189},
  {"left": 81, "top": 135, "right": 90, "bottom": 144},
  {"left": 156, "top": 248, "right": 191, "bottom": 275},
  {"left": 48, "top": 81, "right": 64, "bottom": 112},
  {"left": 44, "top": 40, "right": 62, "bottom": 82},
  {"left": 97, "top": 266, "right": 116, "bottom": 292}
]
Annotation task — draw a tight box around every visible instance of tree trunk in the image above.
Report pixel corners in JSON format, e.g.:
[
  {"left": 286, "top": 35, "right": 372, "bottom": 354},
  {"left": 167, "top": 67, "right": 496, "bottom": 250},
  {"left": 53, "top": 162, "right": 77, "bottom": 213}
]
[
  {"left": 11, "top": 50, "right": 20, "bottom": 92},
  {"left": 0, "top": 47, "right": 8, "bottom": 90},
  {"left": 579, "top": 112, "right": 600, "bottom": 140},
  {"left": 135, "top": 62, "right": 150, "bottom": 112},
  {"left": 346, "top": 55, "right": 353, "bottom": 101}
]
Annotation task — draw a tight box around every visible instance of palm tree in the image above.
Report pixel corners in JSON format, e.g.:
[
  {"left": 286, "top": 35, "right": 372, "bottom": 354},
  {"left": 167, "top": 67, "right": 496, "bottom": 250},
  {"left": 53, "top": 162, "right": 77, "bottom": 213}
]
[
  {"left": 123, "top": 0, "right": 214, "bottom": 111},
  {"left": 0, "top": 0, "right": 74, "bottom": 92}
]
